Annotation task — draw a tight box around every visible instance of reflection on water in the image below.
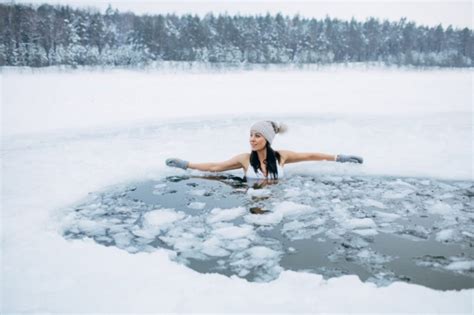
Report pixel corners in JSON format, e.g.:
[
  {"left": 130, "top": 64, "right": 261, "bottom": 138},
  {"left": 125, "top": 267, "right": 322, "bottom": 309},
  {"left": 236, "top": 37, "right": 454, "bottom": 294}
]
[{"left": 62, "top": 174, "right": 474, "bottom": 290}]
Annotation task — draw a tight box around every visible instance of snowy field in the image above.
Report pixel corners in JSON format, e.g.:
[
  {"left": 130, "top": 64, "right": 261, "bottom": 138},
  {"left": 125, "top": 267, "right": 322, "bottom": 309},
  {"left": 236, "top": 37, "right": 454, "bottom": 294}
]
[{"left": 1, "top": 65, "right": 473, "bottom": 313}]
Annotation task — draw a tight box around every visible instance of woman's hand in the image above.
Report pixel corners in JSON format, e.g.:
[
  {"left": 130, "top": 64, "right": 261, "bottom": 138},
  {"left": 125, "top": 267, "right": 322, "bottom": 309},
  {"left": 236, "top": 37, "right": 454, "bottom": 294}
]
[
  {"left": 336, "top": 154, "right": 363, "bottom": 164},
  {"left": 165, "top": 158, "right": 189, "bottom": 170}
]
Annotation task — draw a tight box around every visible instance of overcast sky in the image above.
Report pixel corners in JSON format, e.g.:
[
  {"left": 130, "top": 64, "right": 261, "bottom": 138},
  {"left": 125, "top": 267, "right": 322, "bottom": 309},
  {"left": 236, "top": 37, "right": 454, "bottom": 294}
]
[{"left": 5, "top": 0, "right": 472, "bottom": 29}]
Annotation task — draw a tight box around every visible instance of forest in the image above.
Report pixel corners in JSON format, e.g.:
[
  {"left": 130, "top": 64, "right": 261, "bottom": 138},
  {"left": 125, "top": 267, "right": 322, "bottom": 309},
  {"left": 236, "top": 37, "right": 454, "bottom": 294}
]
[{"left": 1, "top": 3, "right": 472, "bottom": 67}]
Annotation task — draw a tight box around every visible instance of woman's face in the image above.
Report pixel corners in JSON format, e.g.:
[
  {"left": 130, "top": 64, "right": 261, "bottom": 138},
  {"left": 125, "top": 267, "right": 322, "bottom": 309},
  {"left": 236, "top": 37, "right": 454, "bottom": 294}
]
[{"left": 249, "top": 131, "right": 267, "bottom": 151}]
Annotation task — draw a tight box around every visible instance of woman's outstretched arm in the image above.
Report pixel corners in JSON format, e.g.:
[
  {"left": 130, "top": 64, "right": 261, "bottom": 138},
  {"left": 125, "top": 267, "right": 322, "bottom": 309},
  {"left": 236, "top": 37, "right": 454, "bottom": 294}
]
[
  {"left": 279, "top": 150, "right": 363, "bottom": 164},
  {"left": 166, "top": 153, "right": 248, "bottom": 172}
]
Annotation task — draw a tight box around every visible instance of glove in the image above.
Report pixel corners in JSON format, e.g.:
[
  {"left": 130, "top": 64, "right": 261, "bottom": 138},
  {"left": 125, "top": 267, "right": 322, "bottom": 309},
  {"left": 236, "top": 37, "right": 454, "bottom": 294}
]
[
  {"left": 336, "top": 154, "right": 363, "bottom": 164},
  {"left": 166, "top": 158, "right": 189, "bottom": 170}
]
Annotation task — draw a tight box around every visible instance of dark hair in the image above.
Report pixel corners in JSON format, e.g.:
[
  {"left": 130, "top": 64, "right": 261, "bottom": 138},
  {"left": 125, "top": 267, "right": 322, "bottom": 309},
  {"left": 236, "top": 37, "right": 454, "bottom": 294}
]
[{"left": 250, "top": 142, "right": 281, "bottom": 179}]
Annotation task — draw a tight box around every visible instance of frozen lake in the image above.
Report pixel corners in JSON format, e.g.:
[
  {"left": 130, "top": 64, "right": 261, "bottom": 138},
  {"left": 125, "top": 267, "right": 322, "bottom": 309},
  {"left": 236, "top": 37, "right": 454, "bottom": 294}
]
[
  {"left": 64, "top": 174, "right": 474, "bottom": 290},
  {"left": 1, "top": 65, "right": 473, "bottom": 313}
]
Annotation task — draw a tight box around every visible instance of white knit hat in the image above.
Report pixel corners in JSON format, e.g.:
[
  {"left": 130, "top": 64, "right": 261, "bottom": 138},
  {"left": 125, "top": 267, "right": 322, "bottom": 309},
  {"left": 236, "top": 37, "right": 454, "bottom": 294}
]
[{"left": 250, "top": 121, "right": 288, "bottom": 145}]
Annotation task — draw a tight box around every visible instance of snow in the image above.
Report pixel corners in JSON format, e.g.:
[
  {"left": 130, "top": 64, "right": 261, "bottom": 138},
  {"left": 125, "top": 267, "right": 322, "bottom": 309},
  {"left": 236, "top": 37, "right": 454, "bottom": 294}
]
[{"left": 1, "top": 65, "right": 473, "bottom": 313}]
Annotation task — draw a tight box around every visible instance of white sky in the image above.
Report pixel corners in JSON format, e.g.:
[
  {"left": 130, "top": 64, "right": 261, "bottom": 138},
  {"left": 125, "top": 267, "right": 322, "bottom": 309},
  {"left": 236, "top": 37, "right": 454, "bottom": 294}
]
[{"left": 5, "top": 0, "right": 473, "bottom": 29}]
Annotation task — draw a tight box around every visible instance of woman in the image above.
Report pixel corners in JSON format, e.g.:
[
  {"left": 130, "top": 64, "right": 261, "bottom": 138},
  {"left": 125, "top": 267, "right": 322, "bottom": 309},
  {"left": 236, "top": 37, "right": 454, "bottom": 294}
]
[{"left": 165, "top": 121, "right": 363, "bottom": 180}]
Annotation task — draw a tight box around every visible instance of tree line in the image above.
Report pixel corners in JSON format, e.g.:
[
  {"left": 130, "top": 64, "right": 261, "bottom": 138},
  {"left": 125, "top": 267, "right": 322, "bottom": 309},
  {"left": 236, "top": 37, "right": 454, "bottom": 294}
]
[{"left": 0, "top": 3, "right": 472, "bottom": 67}]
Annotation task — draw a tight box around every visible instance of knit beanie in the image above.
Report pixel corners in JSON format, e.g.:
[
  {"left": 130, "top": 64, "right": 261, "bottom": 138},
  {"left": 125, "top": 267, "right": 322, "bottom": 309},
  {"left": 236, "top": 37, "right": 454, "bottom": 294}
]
[{"left": 250, "top": 121, "right": 288, "bottom": 145}]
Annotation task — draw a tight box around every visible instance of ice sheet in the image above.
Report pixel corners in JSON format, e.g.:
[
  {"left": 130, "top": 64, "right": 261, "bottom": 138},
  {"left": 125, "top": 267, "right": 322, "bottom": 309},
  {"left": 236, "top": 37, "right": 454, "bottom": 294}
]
[{"left": 2, "top": 67, "right": 473, "bottom": 313}]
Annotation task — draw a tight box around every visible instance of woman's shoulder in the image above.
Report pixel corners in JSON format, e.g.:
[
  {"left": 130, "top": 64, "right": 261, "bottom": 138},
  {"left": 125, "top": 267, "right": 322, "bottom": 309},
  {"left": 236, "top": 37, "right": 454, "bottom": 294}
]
[
  {"left": 276, "top": 149, "right": 291, "bottom": 164},
  {"left": 237, "top": 152, "right": 251, "bottom": 159},
  {"left": 233, "top": 153, "right": 250, "bottom": 165},
  {"left": 235, "top": 153, "right": 251, "bottom": 170}
]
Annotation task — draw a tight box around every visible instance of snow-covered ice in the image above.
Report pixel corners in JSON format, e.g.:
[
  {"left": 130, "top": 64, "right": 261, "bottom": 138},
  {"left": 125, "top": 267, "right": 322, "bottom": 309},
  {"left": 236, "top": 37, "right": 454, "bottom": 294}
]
[{"left": 2, "top": 66, "right": 473, "bottom": 313}]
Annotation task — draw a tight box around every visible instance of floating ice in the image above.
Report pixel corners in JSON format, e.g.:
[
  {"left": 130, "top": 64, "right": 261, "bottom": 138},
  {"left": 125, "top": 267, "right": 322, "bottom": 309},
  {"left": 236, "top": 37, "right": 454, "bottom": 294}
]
[
  {"left": 207, "top": 207, "right": 246, "bottom": 224},
  {"left": 373, "top": 211, "right": 400, "bottom": 222},
  {"left": 382, "top": 189, "right": 414, "bottom": 199},
  {"left": 346, "top": 218, "right": 377, "bottom": 230},
  {"left": 284, "top": 187, "right": 302, "bottom": 198},
  {"left": 282, "top": 218, "right": 326, "bottom": 240},
  {"left": 229, "top": 246, "right": 283, "bottom": 282},
  {"left": 272, "top": 201, "right": 315, "bottom": 218},
  {"left": 247, "top": 188, "right": 272, "bottom": 198},
  {"left": 213, "top": 225, "right": 254, "bottom": 240},
  {"left": 436, "top": 229, "right": 456, "bottom": 242},
  {"left": 189, "top": 189, "right": 207, "bottom": 196},
  {"left": 188, "top": 202, "right": 206, "bottom": 210},
  {"left": 112, "top": 231, "right": 133, "bottom": 248},
  {"left": 353, "top": 229, "right": 378, "bottom": 236},
  {"left": 362, "top": 198, "right": 387, "bottom": 209},
  {"left": 76, "top": 219, "right": 107, "bottom": 236},
  {"left": 143, "top": 209, "right": 185, "bottom": 230},
  {"left": 244, "top": 212, "right": 283, "bottom": 226},
  {"left": 152, "top": 183, "right": 168, "bottom": 195},
  {"left": 427, "top": 201, "right": 454, "bottom": 216},
  {"left": 61, "top": 174, "right": 474, "bottom": 289},
  {"left": 445, "top": 261, "right": 474, "bottom": 272},
  {"left": 201, "top": 237, "right": 231, "bottom": 257}
]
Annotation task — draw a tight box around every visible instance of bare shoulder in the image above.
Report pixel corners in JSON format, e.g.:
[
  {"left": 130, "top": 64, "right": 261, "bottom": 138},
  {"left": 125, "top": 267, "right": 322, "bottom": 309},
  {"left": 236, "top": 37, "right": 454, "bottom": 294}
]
[
  {"left": 277, "top": 150, "right": 294, "bottom": 165},
  {"left": 238, "top": 152, "right": 251, "bottom": 163},
  {"left": 233, "top": 152, "right": 250, "bottom": 163},
  {"left": 236, "top": 152, "right": 251, "bottom": 170},
  {"left": 213, "top": 153, "right": 250, "bottom": 172}
]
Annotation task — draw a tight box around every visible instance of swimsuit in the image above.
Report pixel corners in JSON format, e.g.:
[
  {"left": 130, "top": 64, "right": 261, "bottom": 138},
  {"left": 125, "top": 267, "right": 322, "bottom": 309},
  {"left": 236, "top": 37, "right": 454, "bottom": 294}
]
[{"left": 245, "top": 163, "right": 285, "bottom": 179}]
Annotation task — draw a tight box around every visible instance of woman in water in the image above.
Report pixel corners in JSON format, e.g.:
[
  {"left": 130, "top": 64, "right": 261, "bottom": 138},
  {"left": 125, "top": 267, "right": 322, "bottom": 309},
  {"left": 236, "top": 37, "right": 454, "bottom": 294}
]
[{"left": 165, "top": 121, "right": 363, "bottom": 180}]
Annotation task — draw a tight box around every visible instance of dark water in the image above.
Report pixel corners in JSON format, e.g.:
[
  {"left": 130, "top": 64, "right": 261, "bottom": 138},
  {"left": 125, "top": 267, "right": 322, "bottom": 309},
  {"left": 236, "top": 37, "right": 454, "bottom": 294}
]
[{"left": 63, "top": 174, "right": 474, "bottom": 290}]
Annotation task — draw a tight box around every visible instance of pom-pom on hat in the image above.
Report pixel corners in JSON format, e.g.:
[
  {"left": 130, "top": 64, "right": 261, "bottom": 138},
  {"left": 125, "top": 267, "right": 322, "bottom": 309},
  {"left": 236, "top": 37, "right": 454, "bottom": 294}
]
[{"left": 250, "top": 121, "right": 287, "bottom": 145}]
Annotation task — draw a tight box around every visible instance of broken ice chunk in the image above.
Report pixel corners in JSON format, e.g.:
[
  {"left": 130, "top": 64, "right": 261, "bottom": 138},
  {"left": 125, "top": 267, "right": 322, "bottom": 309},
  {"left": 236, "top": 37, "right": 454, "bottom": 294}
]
[
  {"left": 188, "top": 202, "right": 206, "bottom": 210},
  {"left": 284, "top": 187, "right": 302, "bottom": 198},
  {"left": 206, "top": 207, "right": 246, "bottom": 224},
  {"left": 427, "top": 201, "right": 454, "bottom": 216},
  {"left": 435, "top": 229, "right": 456, "bottom": 242},
  {"left": 374, "top": 211, "right": 400, "bottom": 222},
  {"left": 189, "top": 189, "right": 207, "bottom": 196},
  {"left": 142, "top": 208, "right": 186, "bottom": 235},
  {"left": 346, "top": 218, "right": 377, "bottom": 230},
  {"left": 444, "top": 260, "right": 474, "bottom": 272},
  {"left": 76, "top": 219, "right": 107, "bottom": 236},
  {"left": 230, "top": 246, "right": 283, "bottom": 281},
  {"left": 272, "top": 201, "right": 315, "bottom": 218},
  {"left": 353, "top": 229, "right": 378, "bottom": 236},
  {"left": 201, "top": 237, "right": 231, "bottom": 257},
  {"left": 213, "top": 225, "right": 254, "bottom": 239},
  {"left": 244, "top": 212, "right": 283, "bottom": 226},
  {"left": 362, "top": 199, "right": 387, "bottom": 209},
  {"left": 382, "top": 189, "right": 413, "bottom": 199},
  {"left": 247, "top": 188, "right": 272, "bottom": 198},
  {"left": 112, "top": 231, "right": 133, "bottom": 248}
]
